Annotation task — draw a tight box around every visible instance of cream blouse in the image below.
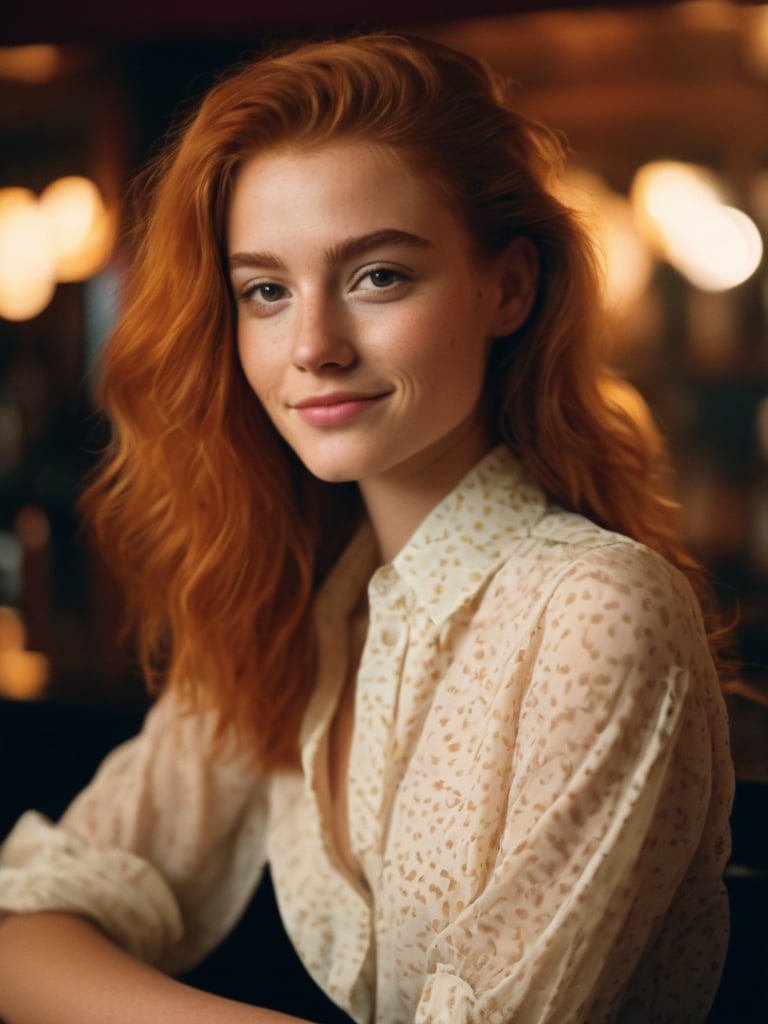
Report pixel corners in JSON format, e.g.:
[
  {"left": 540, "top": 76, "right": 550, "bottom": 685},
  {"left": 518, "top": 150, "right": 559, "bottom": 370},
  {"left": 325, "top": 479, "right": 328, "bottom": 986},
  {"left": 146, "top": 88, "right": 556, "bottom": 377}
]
[{"left": 0, "top": 447, "right": 733, "bottom": 1023}]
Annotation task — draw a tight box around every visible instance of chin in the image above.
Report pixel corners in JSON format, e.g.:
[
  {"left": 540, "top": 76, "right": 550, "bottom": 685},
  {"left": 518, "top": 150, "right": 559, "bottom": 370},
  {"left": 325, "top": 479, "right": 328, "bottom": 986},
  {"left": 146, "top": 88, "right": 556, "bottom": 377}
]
[
  {"left": 308, "top": 468, "right": 358, "bottom": 485},
  {"left": 298, "top": 456, "right": 360, "bottom": 485},
  {"left": 293, "top": 444, "right": 380, "bottom": 486}
]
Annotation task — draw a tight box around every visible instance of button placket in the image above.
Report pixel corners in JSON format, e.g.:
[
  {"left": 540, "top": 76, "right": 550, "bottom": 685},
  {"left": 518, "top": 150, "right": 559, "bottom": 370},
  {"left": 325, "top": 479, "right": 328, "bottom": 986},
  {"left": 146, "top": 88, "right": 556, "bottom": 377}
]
[{"left": 347, "top": 570, "right": 411, "bottom": 883}]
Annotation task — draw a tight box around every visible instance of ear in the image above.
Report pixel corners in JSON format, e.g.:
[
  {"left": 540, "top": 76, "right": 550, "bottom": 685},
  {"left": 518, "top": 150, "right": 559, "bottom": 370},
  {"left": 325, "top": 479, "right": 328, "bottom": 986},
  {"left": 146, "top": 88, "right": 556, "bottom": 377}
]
[{"left": 489, "top": 236, "right": 539, "bottom": 338}]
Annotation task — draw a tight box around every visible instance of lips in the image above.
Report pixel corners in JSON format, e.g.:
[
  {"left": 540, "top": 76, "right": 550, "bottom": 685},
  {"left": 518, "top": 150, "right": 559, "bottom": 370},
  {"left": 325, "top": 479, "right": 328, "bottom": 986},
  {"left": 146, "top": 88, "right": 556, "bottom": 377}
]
[{"left": 292, "top": 390, "right": 390, "bottom": 427}]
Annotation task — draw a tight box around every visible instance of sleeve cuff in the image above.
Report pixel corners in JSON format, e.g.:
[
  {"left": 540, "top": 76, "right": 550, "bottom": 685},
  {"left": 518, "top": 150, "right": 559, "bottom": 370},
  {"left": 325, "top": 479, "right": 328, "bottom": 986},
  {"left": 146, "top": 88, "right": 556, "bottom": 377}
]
[
  {"left": 0, "top": 810, "right": 184, "bottom": 966},
  {"left": 415, "top": 963, "right": 476, "bottom": 1024}
]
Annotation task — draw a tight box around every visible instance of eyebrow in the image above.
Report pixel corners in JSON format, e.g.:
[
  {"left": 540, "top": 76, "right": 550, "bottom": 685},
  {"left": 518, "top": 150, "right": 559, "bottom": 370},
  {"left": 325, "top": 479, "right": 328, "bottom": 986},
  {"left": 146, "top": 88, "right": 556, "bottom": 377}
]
[{"left": 228, "top": 228, "right": 433, "bottom": 272}]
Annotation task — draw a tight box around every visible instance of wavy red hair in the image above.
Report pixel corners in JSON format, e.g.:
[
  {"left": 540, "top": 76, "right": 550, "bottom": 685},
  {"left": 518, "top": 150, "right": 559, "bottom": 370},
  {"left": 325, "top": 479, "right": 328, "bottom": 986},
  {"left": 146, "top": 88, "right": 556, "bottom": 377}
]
[{"left": 82, "top": 33, "right": 724, "bottom": 770}]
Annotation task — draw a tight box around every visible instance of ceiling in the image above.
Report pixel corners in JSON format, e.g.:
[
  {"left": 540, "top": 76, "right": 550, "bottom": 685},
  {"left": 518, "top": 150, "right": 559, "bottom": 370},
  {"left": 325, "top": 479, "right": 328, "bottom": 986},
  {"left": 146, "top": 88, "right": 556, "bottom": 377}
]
[
  {"left": 0, "top": 1, "right": 696, "bottom": 45},
  {"left": 424, "top": 3, "right": 768, "bottom": 190},
  {"left": 0, "top": 2, "right": 767, "bottom": 211}
]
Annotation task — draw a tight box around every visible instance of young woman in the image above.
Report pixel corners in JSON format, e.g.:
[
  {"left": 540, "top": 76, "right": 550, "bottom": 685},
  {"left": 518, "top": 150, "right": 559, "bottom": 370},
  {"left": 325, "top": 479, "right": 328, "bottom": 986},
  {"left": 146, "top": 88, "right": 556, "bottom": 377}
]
[{"left": 0, "top": 33, "right": 732, "bottom": 1024}]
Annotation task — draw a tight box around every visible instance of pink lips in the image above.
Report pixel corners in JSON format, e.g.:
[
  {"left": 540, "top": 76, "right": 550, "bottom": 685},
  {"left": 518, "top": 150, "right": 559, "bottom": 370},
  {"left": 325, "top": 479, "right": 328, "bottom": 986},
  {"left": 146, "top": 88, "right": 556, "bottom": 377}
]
[{"left": 292, "top": 391, "right": 389, "bottom": 427}]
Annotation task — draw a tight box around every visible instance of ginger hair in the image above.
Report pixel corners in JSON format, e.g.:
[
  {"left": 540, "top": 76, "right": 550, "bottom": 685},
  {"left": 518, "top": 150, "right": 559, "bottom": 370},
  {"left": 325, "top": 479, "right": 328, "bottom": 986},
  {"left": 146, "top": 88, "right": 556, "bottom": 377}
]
[{"left": 82, "top": 33, "right": 722, "bottom": 771}]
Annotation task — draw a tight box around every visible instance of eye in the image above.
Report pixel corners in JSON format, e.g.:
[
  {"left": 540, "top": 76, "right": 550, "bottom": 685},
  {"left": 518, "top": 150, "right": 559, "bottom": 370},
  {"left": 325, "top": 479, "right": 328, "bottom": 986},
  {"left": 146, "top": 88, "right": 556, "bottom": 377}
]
[
  {"left": 234, "top": 279, "right": 291, "bottom": 316},
  {"left": 355, "top": 265, "right": 411, "bottom": 293},
  {"left": 367, "top": 268, "right": 402, "bottom": 288},
  {"left": 247, "top": 282, "right": 287, "bottom": 303}
]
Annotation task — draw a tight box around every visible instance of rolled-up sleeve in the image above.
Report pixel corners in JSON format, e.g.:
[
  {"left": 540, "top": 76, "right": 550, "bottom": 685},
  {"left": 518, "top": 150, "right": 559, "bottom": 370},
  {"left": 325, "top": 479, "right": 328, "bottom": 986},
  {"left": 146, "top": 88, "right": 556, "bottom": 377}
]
[
  {"left": 415, "top": 964, "right": 476, "bottom": 1024},
  {"left": 0, "top": 691, "right": 270, "bottom": 974}
]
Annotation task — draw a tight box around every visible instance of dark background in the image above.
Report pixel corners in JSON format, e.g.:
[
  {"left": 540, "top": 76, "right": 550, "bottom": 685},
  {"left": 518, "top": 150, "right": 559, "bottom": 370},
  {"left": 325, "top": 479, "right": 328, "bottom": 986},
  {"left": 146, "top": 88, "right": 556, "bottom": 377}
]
[{"left": 1, "top": 1, "right": 767, "bottom": 1019}]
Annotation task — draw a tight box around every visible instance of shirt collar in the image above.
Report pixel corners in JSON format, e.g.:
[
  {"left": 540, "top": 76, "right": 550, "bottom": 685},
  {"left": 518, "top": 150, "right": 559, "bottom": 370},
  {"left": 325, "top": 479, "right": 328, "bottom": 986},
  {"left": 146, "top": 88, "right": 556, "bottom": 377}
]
[
  {"left": 317, "top": 446, "right": 549, "bottom": 629},
  {"left": 314, "top": 520, "right": 379, "bottom": 626},
  {"left": 389, "top": 445, "right": 548, "bottom": 625}
]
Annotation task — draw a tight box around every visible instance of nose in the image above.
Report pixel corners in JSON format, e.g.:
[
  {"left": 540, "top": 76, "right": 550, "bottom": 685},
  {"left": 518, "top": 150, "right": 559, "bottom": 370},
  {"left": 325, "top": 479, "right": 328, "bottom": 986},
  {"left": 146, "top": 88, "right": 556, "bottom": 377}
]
[{"left": 291, "top": 293, "right": 357, "bottom": 373}]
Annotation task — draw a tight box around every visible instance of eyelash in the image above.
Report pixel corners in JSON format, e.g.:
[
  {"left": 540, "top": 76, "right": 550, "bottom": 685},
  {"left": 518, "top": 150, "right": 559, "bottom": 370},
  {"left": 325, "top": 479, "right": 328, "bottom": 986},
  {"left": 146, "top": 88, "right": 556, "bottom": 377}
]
[
  {"left": 239, "top": 282, "right": 286, "bottom": 304},
  {"left": 358, "top": 266, "right": 409, "bottom": 289},
  {"left": 235, "top": 264, "right": 412, "bottom": 308}
]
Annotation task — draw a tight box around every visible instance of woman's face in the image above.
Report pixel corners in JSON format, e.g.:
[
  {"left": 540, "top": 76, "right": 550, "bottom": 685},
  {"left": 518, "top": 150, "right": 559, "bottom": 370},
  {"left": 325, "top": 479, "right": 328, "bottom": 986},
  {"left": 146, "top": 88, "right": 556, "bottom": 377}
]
[{"left": 228, "top": 140, "right": 533, "bottom": 494}]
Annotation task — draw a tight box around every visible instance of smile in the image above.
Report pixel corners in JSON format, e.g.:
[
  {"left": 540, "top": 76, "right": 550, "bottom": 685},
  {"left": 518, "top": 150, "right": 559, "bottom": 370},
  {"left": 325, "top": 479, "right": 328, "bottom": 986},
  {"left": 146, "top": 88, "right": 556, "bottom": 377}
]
[{"left": 292, "top": 391, "right": 390, "bottom": 427}]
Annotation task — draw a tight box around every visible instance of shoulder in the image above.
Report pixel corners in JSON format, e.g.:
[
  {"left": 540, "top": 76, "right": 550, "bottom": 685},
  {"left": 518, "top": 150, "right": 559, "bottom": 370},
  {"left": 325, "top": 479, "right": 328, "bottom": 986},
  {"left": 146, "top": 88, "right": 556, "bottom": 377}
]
[
  {"left": 498, "top": 521, "right": 719, "bottom": 772},
  {"left": 491, "top": 507, "right": 707, "bottom": 673},
  {"left": 526, "top": 504, "right": 696, "bottom": 612},
  {"left": 545, "top": 513, "right": 696, "bottom": 620}
]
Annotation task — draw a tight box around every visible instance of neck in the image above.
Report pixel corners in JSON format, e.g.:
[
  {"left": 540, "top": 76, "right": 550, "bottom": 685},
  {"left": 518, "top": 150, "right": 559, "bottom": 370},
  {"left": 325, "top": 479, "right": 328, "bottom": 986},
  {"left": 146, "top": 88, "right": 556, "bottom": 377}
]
[
  {"left": 359, "top": 424, "right": 492, "bottom": 564},
  {"left": 360, "top": 481, "right": 443, "bottom": 566}
]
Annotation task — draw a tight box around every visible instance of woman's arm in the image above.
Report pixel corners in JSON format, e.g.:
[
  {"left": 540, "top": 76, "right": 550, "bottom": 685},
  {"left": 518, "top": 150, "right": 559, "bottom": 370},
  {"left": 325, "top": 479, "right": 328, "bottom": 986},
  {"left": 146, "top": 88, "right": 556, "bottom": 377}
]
[
  {"left": 0, "top": 693, "right": 281, "bottom": 1020},
  {"left": 410, "top": 545, "right": 733, "bottom": 1023},
  {"left": 0, "top": 691, "right": 270, "bottom": 975},
  {"left": 0, "top": 912, "right": 314, "bottom": 1024}
]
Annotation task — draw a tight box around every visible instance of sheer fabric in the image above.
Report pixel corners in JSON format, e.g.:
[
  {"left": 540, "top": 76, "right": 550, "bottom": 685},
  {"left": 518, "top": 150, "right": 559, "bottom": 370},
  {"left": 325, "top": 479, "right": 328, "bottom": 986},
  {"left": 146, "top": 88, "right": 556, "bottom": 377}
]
[{"left": 0, "top": 448, "right": 733, "bottom": 1022}]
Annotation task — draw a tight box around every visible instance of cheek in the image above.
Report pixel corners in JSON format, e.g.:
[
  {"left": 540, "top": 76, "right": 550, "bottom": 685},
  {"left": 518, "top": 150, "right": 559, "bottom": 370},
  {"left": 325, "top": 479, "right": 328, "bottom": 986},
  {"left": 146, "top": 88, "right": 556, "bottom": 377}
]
[
  {"left": 414, "top": 327, "right": 488, "bottom": 383},
  {"left": 237, "top": 345, "right": 257, "bottom": 395}
]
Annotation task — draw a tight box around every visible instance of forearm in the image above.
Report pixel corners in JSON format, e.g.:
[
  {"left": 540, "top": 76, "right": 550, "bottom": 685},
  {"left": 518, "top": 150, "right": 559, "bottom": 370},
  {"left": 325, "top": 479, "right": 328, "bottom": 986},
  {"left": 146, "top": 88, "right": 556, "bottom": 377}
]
[{"left": 0, "top": 912, "right": 314, "bottom": 1024}]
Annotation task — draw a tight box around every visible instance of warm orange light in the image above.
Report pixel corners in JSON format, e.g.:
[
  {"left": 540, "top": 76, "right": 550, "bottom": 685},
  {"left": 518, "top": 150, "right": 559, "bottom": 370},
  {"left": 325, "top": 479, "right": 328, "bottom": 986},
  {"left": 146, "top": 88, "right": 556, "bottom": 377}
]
[
  {"left": 0, "top": 188, "right": 56, "bottom": 321},
  {"left": 0, "top": 45, "right": 61, "bottom": 83},
  {"left": 564, "top": 170, "right": 654, "bottom": 313},
  {"left": 631, "top": 161, "right": 763, "bottom": 292},
  {"left": 0, "top": 606, "right": 48, "bottom": 701},
  {"left": 40, "top": 176, "right": 113, "bottom": 282},
  {"left": 631, "top": 161, "right": 722, "bottom": 251},
  {"left": 597, "top": 191, "right": 655, "bottom": 312},
  {"left": 0, "top": 649, "right": 49, "bottom": 700},
  {"left": 744, "top": 4, "right": 768, "bottom": 78},
  {"left": 0, "top": 177, "right": 116, "bottom": 320},
  {"left": 0, "top": 606, "right": 25, "bottom": 653}
]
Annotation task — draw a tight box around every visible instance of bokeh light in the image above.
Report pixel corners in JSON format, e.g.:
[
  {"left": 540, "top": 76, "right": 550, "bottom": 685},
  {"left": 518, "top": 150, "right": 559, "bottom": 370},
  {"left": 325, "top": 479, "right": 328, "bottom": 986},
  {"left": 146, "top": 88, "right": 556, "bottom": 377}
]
[
  {"left": 39, "top": 176, "right": 113, "bottom": 282},
  {"left": 0, "top": 188, "right": 56, "bottom": 321},
  {"left": 631, "top": 160, "right": 763, "bottom": 292},
  {"left": 0, "top": 178, "right": 114, "bottom": 321}
]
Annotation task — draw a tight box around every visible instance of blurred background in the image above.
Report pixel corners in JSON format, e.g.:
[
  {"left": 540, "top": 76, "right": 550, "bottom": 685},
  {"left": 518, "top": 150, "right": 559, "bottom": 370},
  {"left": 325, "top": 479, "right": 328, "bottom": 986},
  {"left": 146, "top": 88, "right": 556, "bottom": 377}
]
[{"left": 0, "top": 0, "right": 767, "bottom": 1017}]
